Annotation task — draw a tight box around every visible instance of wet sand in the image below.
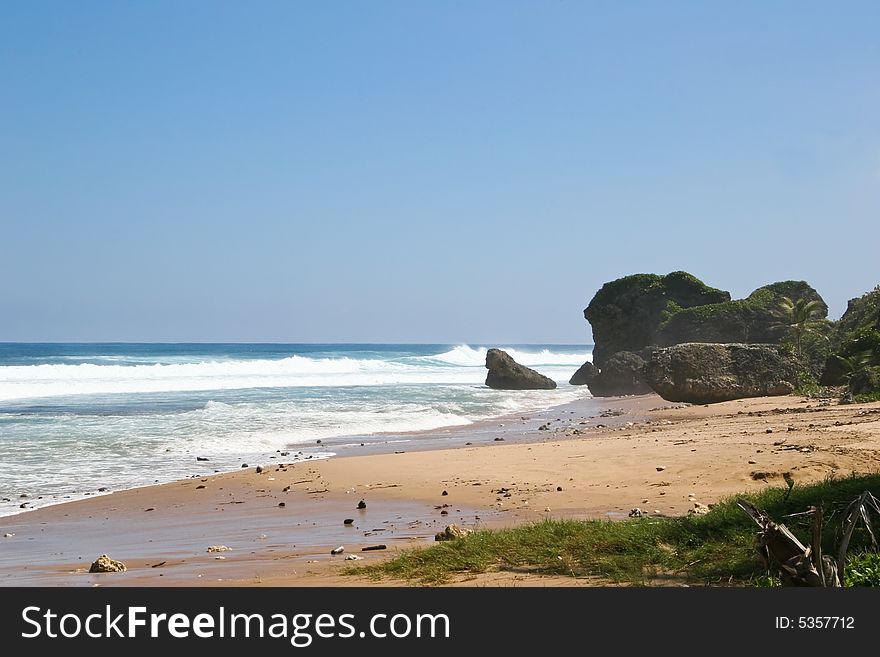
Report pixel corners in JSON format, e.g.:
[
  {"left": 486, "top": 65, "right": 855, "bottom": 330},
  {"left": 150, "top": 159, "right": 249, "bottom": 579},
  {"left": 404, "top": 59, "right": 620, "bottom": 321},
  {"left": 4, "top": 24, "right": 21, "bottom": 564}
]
[{"left": 2, "top": 393, "right": 879, "bottom": 586}]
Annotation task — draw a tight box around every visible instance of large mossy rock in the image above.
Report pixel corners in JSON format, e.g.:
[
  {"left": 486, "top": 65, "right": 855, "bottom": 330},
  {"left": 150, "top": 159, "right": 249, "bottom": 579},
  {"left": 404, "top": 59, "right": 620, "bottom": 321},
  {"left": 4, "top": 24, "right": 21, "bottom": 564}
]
[
  {"left": 485, "top": 348, "right": 557, "bottom": 390},
  {"left": 644, "top": 343, "right": 799, "bottom": 404},
  {"left": 588, "top": 351, "right": 653, "bottom": 397},
  {"left": 656, "top": 280, "right": 828, "bottom": 346},
  {"left": 584, "top": 271, "right": 730, "bottom": 368}
]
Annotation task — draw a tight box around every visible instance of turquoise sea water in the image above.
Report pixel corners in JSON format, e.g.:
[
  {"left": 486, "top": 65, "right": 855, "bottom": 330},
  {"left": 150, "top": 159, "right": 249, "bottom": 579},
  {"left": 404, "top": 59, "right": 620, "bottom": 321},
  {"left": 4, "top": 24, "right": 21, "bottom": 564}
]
[{"left": 0, "top": 343, "right": 592, "bottom": 516}]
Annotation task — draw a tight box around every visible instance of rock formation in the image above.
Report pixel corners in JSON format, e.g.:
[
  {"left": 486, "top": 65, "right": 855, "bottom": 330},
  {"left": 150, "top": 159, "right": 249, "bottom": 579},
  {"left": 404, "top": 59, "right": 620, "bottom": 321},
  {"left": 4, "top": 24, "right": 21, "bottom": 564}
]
[
  {"left": 584, "top": 271, "right": 729, "bottom": 368},
  {"left": 644, "top": 343, "right": 799, "bottom": 404},
  {"left": 587, "top": 351, "right": 653, "bottom": 396},
  {"left": 584, "top": 272, "right": 831, "bottom": 392},
  {"left": 569, "top": 360, "right": 598, "bottom": 386},
  {"left": 485, "top": 348, "right": 557, "bottom": 390}
]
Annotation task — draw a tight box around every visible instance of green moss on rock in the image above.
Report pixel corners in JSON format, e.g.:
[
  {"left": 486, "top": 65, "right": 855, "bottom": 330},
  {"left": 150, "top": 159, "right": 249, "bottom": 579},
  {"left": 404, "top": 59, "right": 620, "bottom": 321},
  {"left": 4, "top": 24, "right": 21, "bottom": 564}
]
[
  {"left": 656, "top": 280, "right": 828, "bottom": 347},
  {"left": 584, "top": 271, "right": 729, "bottom": 367}
]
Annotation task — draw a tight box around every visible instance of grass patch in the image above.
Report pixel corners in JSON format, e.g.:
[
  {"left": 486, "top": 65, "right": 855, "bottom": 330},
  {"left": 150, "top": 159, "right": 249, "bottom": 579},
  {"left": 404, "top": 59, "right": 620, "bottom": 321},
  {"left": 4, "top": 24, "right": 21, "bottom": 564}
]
[{"left": 349, "top": 474, "right": 880, "bottom": 586}]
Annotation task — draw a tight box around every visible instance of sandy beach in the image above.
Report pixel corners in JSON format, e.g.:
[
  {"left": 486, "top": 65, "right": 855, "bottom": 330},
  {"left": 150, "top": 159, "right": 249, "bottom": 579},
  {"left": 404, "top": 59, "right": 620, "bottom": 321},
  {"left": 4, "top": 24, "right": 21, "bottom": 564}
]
[{"left": 2, "top": 392, "right": 879, "bottom": 587}]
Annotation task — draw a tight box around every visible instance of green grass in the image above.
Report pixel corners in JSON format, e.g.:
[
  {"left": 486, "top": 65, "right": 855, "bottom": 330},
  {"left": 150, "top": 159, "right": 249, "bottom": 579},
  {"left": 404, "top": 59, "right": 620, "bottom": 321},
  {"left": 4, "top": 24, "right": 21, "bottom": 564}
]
[
  {"left": 844, "top": 552, "right": 880, "bottom": 587},
  {"left": 349, "top": 474, "right": 880, "bottom": 586}
]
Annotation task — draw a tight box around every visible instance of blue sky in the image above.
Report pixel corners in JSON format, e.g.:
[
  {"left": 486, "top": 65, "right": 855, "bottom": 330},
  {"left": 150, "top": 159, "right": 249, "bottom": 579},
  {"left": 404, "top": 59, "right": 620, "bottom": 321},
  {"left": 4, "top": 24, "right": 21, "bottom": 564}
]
[{"left": 2, "top": 2, "right": 878, "bottom": 343}]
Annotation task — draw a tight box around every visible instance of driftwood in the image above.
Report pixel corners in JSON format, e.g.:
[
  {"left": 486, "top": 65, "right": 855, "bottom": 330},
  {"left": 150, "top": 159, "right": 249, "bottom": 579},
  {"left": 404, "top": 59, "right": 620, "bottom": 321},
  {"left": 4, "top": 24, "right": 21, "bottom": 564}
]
[
  {"left": 836, "top": 491, "right": 880, "bottom": 577},
  {"left": 737, "top": 500, "right": 840, "bottom": 587}
]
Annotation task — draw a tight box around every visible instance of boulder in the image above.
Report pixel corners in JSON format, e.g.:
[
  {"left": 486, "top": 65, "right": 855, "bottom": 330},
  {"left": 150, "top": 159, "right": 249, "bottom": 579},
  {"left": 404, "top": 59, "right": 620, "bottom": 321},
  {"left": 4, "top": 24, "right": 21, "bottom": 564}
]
[
  {"left": 435, "top": 524, "right": 473, "bottom": 541},
  {"left": 485, "top": 348, "right": 557, "bottom": 390},
  {"left": 588, "top": 351, "right": 653, "bottom": 396},
  {"left": 584, "top": 271, "right": 729, "bottom": 368},
  {"left": 569, "top": 360, "right": 598, "bottom": 386},
  {"left": 644, "top": 343, "right": 799, "bottom": 404},
  {"left": 819, "top": 354, "right": 851, "bottom": 386},
  {"left": 88, "top": 554, "right": 126, "bottom": 573}
]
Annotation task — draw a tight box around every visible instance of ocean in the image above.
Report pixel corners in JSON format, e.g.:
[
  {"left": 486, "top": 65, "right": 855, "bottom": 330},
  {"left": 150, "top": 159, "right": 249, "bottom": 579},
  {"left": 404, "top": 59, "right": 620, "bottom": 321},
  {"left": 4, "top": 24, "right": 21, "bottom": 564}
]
[{"left": 0, "top": 343, "right": 592, "bottom": 517}]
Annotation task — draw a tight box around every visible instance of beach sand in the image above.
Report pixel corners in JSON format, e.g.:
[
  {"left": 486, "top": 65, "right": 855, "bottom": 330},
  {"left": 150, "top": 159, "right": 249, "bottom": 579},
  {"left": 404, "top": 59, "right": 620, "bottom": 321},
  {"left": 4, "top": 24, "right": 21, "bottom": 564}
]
[{"left": 2, "top": 392, "right": 879, "bottom": 587}]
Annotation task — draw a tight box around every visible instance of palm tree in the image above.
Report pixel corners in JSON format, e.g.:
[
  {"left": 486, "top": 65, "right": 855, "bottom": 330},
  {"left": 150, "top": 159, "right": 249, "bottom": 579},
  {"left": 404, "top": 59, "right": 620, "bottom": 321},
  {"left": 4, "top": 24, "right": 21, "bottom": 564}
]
[{"left": 776, "top": 296, "right": 825, "bottom": 360}]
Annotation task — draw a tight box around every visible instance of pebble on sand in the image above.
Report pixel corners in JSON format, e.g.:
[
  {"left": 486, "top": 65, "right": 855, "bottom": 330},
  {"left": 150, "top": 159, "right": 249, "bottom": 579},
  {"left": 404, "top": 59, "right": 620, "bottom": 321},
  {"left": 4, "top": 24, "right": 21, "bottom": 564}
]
[{"left": 89, "top": 554, "right": 127, "bottom": 573}]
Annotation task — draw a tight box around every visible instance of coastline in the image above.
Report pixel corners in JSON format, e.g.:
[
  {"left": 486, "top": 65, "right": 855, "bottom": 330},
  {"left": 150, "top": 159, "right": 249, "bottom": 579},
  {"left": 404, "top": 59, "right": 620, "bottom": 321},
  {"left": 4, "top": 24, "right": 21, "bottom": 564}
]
[{"left": 2, "top": 392, "right": 879, "bottom": 586}]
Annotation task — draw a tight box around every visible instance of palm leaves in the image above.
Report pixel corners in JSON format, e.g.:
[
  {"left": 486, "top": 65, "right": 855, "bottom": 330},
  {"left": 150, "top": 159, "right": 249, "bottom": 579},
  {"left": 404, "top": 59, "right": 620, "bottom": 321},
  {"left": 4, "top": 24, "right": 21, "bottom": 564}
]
[{"left": 775, "top": 296, "right": 825, "bottom": 360}]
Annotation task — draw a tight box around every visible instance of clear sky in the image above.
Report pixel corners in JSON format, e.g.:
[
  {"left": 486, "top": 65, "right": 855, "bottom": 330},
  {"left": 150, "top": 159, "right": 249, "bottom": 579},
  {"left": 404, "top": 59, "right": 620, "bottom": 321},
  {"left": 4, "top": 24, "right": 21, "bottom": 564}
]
[{"left": 2, "top": 1, "right": 878, "bottom": 343}]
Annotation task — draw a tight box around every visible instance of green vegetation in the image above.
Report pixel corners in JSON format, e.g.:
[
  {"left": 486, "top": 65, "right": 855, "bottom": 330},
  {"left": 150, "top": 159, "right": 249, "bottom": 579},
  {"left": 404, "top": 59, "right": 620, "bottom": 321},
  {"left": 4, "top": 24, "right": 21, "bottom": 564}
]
[
  {"left": 350, "top": 474, "right": 880, "bottom": 586},
  {"left": 822, "top": 286, "right": 880, "bottom": 397},
  {"left": 775, "top": 296, "right": 827, "bottom": 361},
  {"left": 854, "top": 389, "right": 880, "bottom": 404},
  {"left": 844, "top": 553, "right": 880, "bottom": 587}
]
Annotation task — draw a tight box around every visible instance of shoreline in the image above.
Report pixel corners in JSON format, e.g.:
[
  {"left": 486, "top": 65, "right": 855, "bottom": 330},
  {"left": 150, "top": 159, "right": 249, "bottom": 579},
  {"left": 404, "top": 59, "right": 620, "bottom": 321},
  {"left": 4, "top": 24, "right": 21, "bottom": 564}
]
[
  {"left": 0, "top": 388, "right": 600, "bottom": 520},
  {"left": 2, "top": 392, "right": 879, "bottom": 586}
]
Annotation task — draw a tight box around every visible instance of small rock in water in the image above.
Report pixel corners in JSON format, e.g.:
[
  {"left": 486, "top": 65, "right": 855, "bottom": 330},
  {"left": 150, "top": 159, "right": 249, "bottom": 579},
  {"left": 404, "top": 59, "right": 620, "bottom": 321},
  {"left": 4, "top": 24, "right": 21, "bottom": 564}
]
[
  {"left": 207, "top": 545, "right": 231, "bottom": 553},
  {"left": 89, "top": 554, "right": 126, "bottom": 573},
  {"left": 255, "top": 466, "right": 263, "bottom": 473},
  {"left": 494, "top": 437, "right": 505, "bottom": 442},
  {"left": 357, "top": 499, "right": 367, "bottom": 510},
  {"left": 331, "top": 546, "right": 345, "bottom": 555},
  {"left": 441, "top": 490, "right": 448, "bottom": 496},
  {"left": 316, "top": 439, "right": 322, "bottom": 444},
  {"left": 656, "top": 466, "right": 666, "bottom": 472},
  {"left": 556, "top": 486, "right": 563, "bottom": 492},
  {"left": 345, "top": 554, "right": 363, "bottom": 561},
  {"left": 278, "top": 502, "right": 286, "bottom": 507},
  {"left": 629, "top": 508, "right": 643, "bottom": 518},
  {"left": 343, "top": 518, "right": 354, "bottom": 525},
  {"left": 440, "top": 509, "right": 448, "bottom": 516},
  {"left": 196, "top": 456, "right": 209, "bottom": 462},
  {"left": 98, "top": 487, "right": 108, "bottom": 492},
  {"left": 241, "top": 464, "right": 248, "bottom": 468}
]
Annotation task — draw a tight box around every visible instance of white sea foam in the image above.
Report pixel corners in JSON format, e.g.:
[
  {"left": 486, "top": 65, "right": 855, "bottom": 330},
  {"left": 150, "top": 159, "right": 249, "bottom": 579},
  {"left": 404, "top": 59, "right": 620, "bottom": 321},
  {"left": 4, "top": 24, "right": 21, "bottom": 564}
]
[
  {"left": 426, "top": 344, "right": 589, "bottom": 367},
  {"left": 0, "top": 347, "right": 589, "bottom": 401}
]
